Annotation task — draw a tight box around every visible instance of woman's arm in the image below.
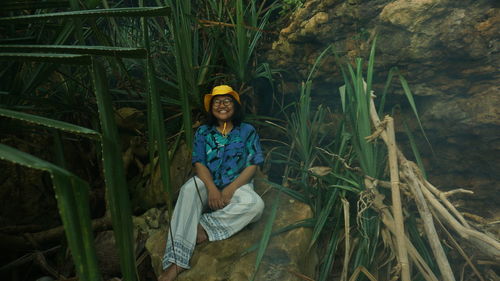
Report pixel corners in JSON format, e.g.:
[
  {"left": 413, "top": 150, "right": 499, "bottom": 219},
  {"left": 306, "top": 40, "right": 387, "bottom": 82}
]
[
  {"left": 194, "top": 162, "right": 225, "bottom": 210},
  {"left": 221, "top": 164, "right": 258, "bottom": 204}
]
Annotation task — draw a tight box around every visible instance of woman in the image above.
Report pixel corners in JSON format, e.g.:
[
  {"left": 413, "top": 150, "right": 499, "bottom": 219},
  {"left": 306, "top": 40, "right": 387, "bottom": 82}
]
[{"left": 159, "top": 85, "right": 265, "bottom": 281}]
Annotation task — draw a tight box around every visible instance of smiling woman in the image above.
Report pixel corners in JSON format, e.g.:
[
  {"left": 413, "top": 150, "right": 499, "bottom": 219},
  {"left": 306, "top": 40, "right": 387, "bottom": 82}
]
[{"left": 159, "top": 85, "right": 265, "bottom": 281}]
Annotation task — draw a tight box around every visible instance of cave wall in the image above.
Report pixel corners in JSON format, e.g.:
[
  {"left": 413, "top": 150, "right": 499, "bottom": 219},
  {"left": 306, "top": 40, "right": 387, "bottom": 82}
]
[{"left": 267, "top": 0, "right": 499, "bottom": 215}]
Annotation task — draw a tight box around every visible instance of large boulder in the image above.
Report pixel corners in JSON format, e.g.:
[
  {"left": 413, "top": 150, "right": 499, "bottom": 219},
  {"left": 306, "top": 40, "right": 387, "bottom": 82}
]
[
  {"left": 143, "top": 174, "right": 316, "bottom": 281},
  {"left": 267, "top": 0, "right": 499, "bottom": 215}
]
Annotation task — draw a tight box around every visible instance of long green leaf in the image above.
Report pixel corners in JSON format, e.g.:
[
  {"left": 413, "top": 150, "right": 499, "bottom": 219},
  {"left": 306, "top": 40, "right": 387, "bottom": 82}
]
[
  {"left": 0, "top": 7, "right": 170, "bottom": 23},
  {"left": 0, "top": 37, "right": 36, "bottom": 44},
  {"left": 365, "top": 36, "right": 377, "bottom": 100},
  {"left": 3, "top": 0, "right": 69, "bottom": 10},
  {"left": 318, "top": 214, "right": 342, "bottom": 281},
  {"left": 0, "top": 144, "right": 102, "bottom": 281},
  {"left": 0, "top": 108, "right": 100, "bottom": 139},
  {"left": 308, "top": 189, "right": 339, "bottom": 250},
  {"left": 377, "top": 67, "right": 396, "bottom": 116},
  {"left": 398, "top": 73, "right": 432, "bottom": 150},
  {"left": 166, "top": 0, "right": 196, "bottom": 149},
  {"left": 0, "top": 45, "right": 147, "bottom": 58},
  {"left": 142, "top": 15, "right": 173, "bottom": 215},
  {"left": 91, "top": 59, "right": 138, "bottom": 281},
  {"left": 403, "top": 120, "right": 427, "bottom": 179},
  {"left": 307, "top": 44, "right": 333, "bottom": 82},
  {"left": 251, "top": 191, "right": 281, "bottom": 281},
  {"left": 0, "top": 53, "right": 91, "bottom": 64},
  {"left": 256, "top": 178, "right": 306, "bottom": 203},
  {"left": 21, "top": 20, "right": 74, "bottom": 94},
  {"left": 328, "top": 184, "right": 360, "bottom": 193}
]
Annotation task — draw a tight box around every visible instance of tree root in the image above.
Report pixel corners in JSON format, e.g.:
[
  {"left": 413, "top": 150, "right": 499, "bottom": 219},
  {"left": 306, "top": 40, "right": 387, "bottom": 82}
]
[{"left": 0, "top": 216, "right": 112, "bottom": 251}]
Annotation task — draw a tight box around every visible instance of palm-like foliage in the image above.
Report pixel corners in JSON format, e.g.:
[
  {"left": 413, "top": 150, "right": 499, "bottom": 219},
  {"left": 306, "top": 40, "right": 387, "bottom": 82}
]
[{"left": 0, "top": 3, "right": 173, "bottom": 281}]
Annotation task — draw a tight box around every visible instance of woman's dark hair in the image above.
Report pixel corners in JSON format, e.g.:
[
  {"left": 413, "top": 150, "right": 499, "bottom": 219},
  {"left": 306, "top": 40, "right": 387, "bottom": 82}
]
[{"left": 206, "top": 95, "right": 243, "bottom": 126}]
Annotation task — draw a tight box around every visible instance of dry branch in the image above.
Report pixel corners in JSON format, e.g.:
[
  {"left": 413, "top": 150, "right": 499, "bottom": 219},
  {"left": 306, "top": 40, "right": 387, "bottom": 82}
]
[
  {"left": 365, "top": 180, "right": 440, "bottom": 281},
  {"left": 385, "top": 116, "right": 411, "bottom": 281},
  {"left": 400, "top": 159, "right": 455, "bottom": 281},
  {"left": 365, "top": 92, "right": 500, "bottom": 279},
  {"left": 341, "top": 198, "right": 351, "bottom": 281},
  {"left": 419, "top": 172, "right": 470, "bottom": 228}
]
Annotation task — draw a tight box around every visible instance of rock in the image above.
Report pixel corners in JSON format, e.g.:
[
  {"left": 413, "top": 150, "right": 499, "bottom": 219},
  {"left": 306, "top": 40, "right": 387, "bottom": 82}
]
[
  {"left": 267, "top": 0, "right": 499, "bottom": 215},
  {"left": 95, "top": 231, "right": 122, "bottom": 279},
  {"left": 145, "top": 173, "right": 316, "bottom": 281},
  {"left": 130, "top": 142, "right": 192, "bottom": 212}
]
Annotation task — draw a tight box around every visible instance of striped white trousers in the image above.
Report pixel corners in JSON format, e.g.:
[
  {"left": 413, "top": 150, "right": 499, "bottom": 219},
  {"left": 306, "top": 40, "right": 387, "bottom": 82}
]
[{"left": 162, "top": 176, "right": 265, "bottom": 269}]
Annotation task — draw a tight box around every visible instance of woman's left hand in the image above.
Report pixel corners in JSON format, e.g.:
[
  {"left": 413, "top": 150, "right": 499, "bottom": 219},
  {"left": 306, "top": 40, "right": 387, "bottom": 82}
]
[{"left": 221, "top": 187, "right": 235, "bottom": 205}]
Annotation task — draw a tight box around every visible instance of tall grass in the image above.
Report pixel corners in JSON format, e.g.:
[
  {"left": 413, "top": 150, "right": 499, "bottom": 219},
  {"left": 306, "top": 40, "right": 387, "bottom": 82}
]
[
  {"left": 163, "top": 0, "right": 198, "bottom": 149},
  {"left": 266, "top": 39, "right": 437, "bottom": 280}
]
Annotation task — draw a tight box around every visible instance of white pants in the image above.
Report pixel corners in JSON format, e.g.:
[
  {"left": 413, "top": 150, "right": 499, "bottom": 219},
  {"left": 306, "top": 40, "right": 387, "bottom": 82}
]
[{"left": 162, "top": 176, "right": 264, "bottom": 269}]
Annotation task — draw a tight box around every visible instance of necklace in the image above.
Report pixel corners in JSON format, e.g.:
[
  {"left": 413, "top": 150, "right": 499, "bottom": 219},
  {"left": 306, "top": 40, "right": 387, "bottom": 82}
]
[{"left": 222, "top": 122, "right": 228, "bottom": 137}]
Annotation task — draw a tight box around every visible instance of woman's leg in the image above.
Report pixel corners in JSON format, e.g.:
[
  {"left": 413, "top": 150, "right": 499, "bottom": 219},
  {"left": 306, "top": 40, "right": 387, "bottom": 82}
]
[
  {"left": 199, "top": 183, "right": 264, "bottom": 241},
  {"left": 162, "top": 176, "right": 208, "bottom": 270}
]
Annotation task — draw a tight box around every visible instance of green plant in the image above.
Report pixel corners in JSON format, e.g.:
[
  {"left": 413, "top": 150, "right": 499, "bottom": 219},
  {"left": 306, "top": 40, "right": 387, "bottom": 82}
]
[
  {"left": 218, "top": 0, "right": 279, "bottom": 111},
  {"left": 262, "top": 38, "right": 438, "bottom": 280},
  {"left": 280, "top": 0, "right": 304, "bottom": 15},
  {"left": 0, "top": 4, "right": 172, "bottom": 281}
]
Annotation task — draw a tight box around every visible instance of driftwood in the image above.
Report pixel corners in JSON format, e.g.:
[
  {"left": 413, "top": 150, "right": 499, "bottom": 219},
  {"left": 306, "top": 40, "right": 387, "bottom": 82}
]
[{"left": 364, "top": 93, "right": 500, "bottom": 280}]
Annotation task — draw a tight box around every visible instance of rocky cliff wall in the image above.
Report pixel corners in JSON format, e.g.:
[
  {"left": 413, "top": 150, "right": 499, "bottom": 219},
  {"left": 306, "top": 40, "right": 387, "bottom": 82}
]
[{"left": 268, "top": 0, "right": 499, "bottom": 216}]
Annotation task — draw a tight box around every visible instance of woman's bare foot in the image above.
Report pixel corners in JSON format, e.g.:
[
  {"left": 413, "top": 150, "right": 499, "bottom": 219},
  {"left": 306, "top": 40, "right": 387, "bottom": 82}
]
[
  {"left": 158, "top": 264, "right": 185, "bottom": 281},
  {"left": 196, "top": 223, "right": 208, "bottom": 244}
]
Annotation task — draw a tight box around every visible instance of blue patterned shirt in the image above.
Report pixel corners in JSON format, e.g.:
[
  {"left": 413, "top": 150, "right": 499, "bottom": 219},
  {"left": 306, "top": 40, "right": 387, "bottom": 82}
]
[{"left": 192, "top": 123, "right": 264, "bottom": 189}]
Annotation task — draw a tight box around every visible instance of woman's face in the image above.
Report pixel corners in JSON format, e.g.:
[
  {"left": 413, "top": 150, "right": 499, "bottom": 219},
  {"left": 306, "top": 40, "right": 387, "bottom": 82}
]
[{"left": 211, "top": 95, "right": 235, "bottom": 123}]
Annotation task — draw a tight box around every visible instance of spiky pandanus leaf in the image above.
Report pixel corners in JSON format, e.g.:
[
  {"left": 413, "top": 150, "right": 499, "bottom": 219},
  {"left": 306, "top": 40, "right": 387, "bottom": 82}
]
[
  {"left": 141, "top": 14, "right": 173, "bottom": 215},
  {"left": 0, "top": 108, "right": 100, "bottom": 139},
  {"left": 2, "top": 0, "right": 70, "bottom": 11},
  {"left": 0, "top": 7, "right": 170, "bottom": 23},
  {"left": 0, "top": 45, "right": 147, "bottom": 58},
  {"left": 0, "top": 144, "right": 102, "bottom": 281},
  {"left": 0, "top": 53, "right": 91, "bottom": 64},
  {"left": 91, "top": 59, "right": 138, "bottom": 281}
]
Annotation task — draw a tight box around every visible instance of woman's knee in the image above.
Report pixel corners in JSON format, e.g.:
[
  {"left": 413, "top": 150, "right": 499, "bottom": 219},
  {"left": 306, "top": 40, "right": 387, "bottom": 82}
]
[
  {"left": 250, "top": 196, "right": 265, "bottom": 218},
  {"left": 180, "top": 176, "right": 204, "bottom": 196}
]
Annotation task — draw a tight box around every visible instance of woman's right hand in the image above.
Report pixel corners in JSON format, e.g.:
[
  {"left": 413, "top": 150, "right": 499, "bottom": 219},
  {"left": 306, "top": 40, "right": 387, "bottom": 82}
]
[{"left": 207, "top": 187, "right": 225, "bottom": 210}]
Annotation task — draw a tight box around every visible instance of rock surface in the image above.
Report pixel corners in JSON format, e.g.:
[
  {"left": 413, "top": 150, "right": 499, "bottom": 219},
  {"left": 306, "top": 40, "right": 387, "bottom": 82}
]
[
  {"left": 130, "top": 142, "right": 192, "bottom": 212},
  {"left": 268, "top": 0, "right": 499, "bottom": 215},
  {"left": 143, "top": 174, "right": 316, "bottom": 281}
]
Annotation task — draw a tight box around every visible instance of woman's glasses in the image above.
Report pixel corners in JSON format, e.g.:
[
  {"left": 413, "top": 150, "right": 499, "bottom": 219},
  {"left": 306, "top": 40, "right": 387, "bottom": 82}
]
[{"left": 212, "top": 98, "right": 233, "bottom": 107}]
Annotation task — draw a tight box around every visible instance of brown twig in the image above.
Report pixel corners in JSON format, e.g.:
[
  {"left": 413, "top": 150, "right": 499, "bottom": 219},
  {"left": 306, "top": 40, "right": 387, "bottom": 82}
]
[
  {"left": 442, "top": 189, "right": 474, "bottom": 198},
  {"left": 197, "top": 19, "right": 278, "bottom": 34},
  {"left": 365, "top": 180, "right": 440, "bottom": 281},
  {"left": 0, "top": 246, "right": 61, "bottom": 272},
  {"left": 315, "top": 146, "right": 363, "bottom": 174},
  {"left": 400, "top": 159, "right": 456, "bottom": 281},
  {"left": 434, "top": 215, "right": 486, "bottom": 281},
  {"left": 421, "top": 178, "right": 471, "bottom": 228},
  {"left": 287, "top": 269, "right": 316, "bottom": 281},
  {"left": 341, "top": 198, "right": 351, "bottom": 281},
  {"left": 366, "top": 105, "right": 411, "bottom": 280},
  {"left": 384, "top": 116, "right": 411, "bottom": 281}
]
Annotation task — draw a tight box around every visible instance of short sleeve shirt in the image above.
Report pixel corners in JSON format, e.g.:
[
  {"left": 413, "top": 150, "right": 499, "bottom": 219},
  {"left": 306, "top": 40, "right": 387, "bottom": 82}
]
[{"left": 192, "top": 122, "right": 264, "bottom": 189}]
